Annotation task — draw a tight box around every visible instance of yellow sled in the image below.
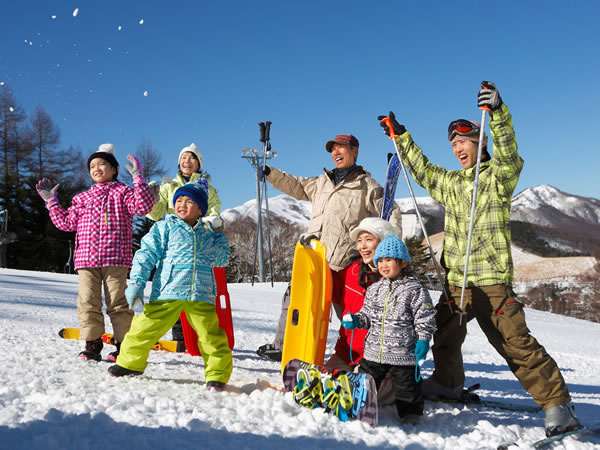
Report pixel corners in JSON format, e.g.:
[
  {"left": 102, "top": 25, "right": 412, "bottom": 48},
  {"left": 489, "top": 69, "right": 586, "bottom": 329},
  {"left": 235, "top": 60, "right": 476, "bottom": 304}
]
[
  {"left": 58, "top": 327, "right": 180, "bottom": 353},
  {"left": 281, "top": 239, "right": 332, "bottom": 373}
]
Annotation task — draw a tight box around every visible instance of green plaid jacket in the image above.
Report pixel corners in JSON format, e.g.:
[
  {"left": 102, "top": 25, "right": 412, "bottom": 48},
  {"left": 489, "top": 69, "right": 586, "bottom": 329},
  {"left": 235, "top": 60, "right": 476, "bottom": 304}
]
[{"left": 394, "top": 104, "right": 523, "bottom": 287}]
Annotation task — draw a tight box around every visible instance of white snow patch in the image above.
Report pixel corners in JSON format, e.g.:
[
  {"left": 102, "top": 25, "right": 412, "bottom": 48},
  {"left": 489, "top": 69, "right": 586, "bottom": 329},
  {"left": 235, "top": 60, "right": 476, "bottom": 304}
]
[{"left": 0, "top": 268, "right": 599, "bottom": 449}]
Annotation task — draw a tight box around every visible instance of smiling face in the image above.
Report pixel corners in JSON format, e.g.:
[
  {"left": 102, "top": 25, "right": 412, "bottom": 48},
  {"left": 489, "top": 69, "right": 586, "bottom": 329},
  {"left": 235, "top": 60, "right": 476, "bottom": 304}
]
[
  {"left": 452, "top": 138, "right": 479, "bottom": 169},
  {"left": 179, "top": 152, "right": 200, "bottom": 177},
  {"left": 174, "top": 195, "right": 203, "bottom": 225},
  {"left": 356, "top": 231, "right": 381, "bottom": 265},
  {"left": 330, "top": 143, "right": 358, "bottom": 169},
  {"left": 89, "top": 158, "right": 117, "bottom": 183},
  {"left": 377, "top": 257, "right": 408, "bottom": 280}
]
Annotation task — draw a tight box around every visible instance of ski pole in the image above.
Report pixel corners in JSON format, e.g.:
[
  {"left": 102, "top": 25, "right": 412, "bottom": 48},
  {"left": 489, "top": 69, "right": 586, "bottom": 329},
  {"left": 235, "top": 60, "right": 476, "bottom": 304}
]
[
  {"left": 381, "top": 116, "right": 451, "bottom": 306},
  {"left": 261, "top": 122, "right": 275, "bottom": 287},
  {"left": 457, "top": 101, "right": 489, "bottom": 326},
  {"left": 250, "top": 157, "right": 263, "bottom": 286}
]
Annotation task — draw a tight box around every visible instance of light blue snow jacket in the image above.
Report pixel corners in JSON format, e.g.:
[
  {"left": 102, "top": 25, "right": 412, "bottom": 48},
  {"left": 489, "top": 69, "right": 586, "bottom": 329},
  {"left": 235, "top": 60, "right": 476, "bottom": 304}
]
[{"left": 129, "top": 214, "right": 230, "bottom": 304}]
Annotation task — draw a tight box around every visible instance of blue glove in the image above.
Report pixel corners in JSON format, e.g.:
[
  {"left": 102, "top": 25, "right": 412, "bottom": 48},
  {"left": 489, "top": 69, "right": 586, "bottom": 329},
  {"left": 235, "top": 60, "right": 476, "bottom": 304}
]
[
  {"left": 341, "top": 313, "right": 360, "bottom": 330},
  {"left": 125, "top": 282, "right": 145, "bottom": 309},
  {"left": 414, "top": 339, "right": 430, "bottom": 362}
]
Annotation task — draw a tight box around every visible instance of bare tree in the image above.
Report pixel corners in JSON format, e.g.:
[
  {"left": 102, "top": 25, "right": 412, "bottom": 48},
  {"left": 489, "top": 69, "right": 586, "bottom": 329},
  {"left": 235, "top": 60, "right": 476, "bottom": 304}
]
[
  {"left": 224, "top": 216, "right": 305, "bottom": 282},
  {"left": 26, "top": 106, "right": 60, "bottom": 179},
  {"left": 122, "top": 137, "right": 168, "bottom": 184},
  {"left": 0, "top": 86, "right": 27, "bottom": 181}
]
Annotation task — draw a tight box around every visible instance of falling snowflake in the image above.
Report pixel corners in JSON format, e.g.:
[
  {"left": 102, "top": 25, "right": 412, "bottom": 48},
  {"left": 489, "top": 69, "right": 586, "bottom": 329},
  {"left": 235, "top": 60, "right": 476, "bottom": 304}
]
[
  {"left": 9, "top": 107, "right": 14, "bottom": 112},
  {"left": 143, "top": 91, "right": 148, "bottom": 97},
  {"left": 51, "top": 15, "right": 57, "bottom": 19},
  {"left": 73, "top": 8, "right": 79, "bottom": 17},
  {"left": 0, "top": 82, "right": 5, "bottom": 86},
  {"left": 139, "top": 19, "right": 144, "bottom": 24},
  {"left": 118, "top": 25, "right": 122, "bottom": 31}
]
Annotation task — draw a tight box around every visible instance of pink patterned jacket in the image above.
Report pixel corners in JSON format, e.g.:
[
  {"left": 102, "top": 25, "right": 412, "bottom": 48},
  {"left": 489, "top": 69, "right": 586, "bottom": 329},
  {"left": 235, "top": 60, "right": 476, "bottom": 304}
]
[{"left": 48, "top": 181, "right": 155, "bottom": 270}]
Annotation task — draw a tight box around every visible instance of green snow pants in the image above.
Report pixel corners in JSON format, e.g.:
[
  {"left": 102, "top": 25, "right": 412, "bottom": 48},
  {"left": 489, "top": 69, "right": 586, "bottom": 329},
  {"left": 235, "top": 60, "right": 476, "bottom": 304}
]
[
  {"left": 116, "top": 300, "right": 232, "bottom": 383},
  {"left": 431, "top": 283, "right": 571, "bottom": 411}
]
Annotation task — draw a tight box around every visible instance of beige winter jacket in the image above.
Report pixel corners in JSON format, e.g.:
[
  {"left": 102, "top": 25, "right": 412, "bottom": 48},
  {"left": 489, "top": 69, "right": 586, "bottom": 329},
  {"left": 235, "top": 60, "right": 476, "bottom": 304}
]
[{"left": 267, "top": 166, "right": 402, "bottom": 271}]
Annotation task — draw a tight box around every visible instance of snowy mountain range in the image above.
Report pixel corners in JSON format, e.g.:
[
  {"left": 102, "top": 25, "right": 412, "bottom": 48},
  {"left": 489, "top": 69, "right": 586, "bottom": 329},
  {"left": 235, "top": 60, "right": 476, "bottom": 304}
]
[{"left": 222, "top": 185, "right": 600, "bottom": 254}]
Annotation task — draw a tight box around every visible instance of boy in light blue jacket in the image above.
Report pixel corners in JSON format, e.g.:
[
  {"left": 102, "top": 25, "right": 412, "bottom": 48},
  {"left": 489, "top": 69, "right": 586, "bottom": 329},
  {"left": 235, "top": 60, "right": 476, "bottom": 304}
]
[{"left": 108, "top": 179, "right": 232, "bottom": 391}]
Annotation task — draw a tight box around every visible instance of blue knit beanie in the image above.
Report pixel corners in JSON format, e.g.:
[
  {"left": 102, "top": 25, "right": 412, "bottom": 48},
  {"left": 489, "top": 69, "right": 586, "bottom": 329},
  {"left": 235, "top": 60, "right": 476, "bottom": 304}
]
[
  {"left": 373, "top": 234, "right": 411, "bottom": 266},
  {"left": 173, "top": 179, "right": 209, "bottom": 216}
]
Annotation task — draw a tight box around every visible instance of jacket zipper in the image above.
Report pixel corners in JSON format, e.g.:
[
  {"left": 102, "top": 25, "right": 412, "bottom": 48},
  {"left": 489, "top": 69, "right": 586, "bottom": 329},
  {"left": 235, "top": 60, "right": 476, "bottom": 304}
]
[
  {"left": 190, "top": 228, "right": 197, "bottom": 301},
  {"left": 379, "top": 280, "right": 392, "bottom": 363}
]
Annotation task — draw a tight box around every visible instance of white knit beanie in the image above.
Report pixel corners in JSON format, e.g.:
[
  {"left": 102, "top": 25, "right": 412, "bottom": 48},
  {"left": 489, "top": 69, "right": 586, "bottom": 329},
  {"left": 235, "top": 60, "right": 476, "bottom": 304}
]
[
  {"left": 349, "top": 217, "right": 401, "bottom": 242},
  {"left": 178, "top": 143, "right": 203, "bottom": 170}
]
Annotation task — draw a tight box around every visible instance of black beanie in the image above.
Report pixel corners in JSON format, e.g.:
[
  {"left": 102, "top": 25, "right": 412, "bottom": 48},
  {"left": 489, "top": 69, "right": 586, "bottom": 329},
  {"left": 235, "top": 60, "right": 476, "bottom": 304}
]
[{"left": 87, "top": 143, "right": 119, "bottom": 180}]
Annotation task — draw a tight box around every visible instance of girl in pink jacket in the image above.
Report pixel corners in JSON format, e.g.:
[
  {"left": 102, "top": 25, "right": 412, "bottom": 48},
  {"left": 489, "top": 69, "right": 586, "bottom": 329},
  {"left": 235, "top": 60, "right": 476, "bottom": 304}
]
[{"left": 36, "top": 144, "right": 155, "bottom": 361}]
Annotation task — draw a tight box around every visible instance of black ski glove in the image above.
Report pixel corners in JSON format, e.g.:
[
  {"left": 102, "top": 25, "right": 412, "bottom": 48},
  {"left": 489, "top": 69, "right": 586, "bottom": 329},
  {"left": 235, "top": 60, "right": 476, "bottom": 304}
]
[
  {"left": 257, "top": 165, "right": 271, "bottom": 182},
  {"left": 478, "top": 81, "right": 503, "bottom": 111},
  {"left": 377, "top": 111, "right": 406, "bottom": 137}
]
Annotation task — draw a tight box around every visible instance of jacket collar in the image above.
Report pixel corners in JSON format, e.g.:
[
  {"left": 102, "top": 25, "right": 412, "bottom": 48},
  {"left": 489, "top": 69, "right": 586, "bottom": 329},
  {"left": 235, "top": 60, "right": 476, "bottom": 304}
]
[{"left": 323, "top": 165, "right": 365, "bottom": 184}]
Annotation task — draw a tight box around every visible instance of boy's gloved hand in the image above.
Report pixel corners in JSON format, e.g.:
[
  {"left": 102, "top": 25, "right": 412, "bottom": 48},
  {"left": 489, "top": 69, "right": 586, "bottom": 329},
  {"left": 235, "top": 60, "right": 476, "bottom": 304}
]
[
  {"left": 36, "top": 178, "right": 60, "bottom": 208},
  {"left": 341, "top": 313, "right": 360, "bottom": 330},
  {"left": 202, "top": 215, "right": 224, "bottom": 233},
  {"left": 414, "top": 339, "right": 430, "bottom": 362},
  {"left": 298, "top": 233, "right": 318, "bottom": 247},
  {"left": 126, "top": 154, "right": 145, "bottom": 183},
  {"left": 125, "top": 282, "right": 145, "bottom": 309}
]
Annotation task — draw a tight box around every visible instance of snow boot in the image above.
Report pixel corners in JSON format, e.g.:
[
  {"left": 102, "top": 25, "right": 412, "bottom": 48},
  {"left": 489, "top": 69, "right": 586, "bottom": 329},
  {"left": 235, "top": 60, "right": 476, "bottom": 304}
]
[
  {"left": 256, "top": 343, "right": 282, "bottom": 362},
  {"left": 107, "top": 364, "right": 143, "bottom": 377},
  {"left": 401, "top": 414, "right": 421, "bottom": 425},
  {"left": 544, "top": 403, "right": 582, "bottom": 437},
  {"left": 78, "top": 338, "right": 103, "bottom": 361},
  {"left": 421, "top": 377, "right": 463, "bottom": 400},
  {"left": 107, "top": 342, "right": 121, "bottom": 362},
  {"left": 206, "top": 381, "right": 226, "bottom": 392}
]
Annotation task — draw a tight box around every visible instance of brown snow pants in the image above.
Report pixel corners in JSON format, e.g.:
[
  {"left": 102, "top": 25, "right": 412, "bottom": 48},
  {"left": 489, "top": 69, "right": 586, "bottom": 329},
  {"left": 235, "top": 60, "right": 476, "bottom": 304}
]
[
  {"left": 77, "top": 267, "right": 133, "bottom": 342},
  {"left": 431, "top": 283, "right": 571, "bottom": 411}
]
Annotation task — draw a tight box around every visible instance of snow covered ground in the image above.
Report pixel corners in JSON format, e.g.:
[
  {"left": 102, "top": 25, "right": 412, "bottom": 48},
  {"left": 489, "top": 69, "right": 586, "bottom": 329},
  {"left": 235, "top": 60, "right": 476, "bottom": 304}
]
[{"left": 1, "top": 268, "right": 599, "bottom": 449}]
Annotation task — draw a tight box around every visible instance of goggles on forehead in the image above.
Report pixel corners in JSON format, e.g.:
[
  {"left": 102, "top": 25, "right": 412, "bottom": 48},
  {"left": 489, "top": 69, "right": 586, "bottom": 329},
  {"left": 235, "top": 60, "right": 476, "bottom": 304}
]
[{"left": 448, "top": 119, "right": 480, "bottom": 141}]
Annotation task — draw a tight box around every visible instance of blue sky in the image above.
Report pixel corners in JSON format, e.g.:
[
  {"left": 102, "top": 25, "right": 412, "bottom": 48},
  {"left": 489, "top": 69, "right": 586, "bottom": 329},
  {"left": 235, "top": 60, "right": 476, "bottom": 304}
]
[{"left": 2, "top": 1, "right": 599, "bottom": 209}]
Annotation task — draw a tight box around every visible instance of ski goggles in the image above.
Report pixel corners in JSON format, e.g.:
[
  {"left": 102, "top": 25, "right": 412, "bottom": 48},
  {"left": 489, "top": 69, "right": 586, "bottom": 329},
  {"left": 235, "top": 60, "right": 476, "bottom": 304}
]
[{"left": 448, "top": 119, "right": 480, "bottom": 141}]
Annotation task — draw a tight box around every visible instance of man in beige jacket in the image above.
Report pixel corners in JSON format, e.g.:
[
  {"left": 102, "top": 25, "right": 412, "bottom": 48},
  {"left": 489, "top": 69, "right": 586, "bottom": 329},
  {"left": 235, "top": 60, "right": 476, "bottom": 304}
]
[{"left": 256, "top": 134, "right": 402, "bottom": 361}]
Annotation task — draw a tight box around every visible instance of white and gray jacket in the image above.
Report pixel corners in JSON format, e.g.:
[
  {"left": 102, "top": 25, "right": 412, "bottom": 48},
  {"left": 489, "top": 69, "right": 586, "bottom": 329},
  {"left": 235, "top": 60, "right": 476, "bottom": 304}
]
[{"left": 355, "top": 274, "right": 436, "bottom": 366}]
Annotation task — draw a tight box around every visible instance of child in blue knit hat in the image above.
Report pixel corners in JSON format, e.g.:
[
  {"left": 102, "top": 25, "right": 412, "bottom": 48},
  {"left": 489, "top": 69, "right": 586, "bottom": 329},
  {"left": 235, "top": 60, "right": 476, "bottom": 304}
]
[
  {"left": 108, "top": 179, "right": 232, "bottom": 391},
  {"left": 342, "top": 234, "right": 436, "bottom": 424}
]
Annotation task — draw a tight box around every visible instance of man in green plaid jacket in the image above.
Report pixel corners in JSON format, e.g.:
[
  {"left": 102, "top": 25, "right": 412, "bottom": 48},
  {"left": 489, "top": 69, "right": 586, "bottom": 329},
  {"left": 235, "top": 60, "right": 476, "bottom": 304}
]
[{"left": 378, "top": 82, "right": 580, "bottom": 437}]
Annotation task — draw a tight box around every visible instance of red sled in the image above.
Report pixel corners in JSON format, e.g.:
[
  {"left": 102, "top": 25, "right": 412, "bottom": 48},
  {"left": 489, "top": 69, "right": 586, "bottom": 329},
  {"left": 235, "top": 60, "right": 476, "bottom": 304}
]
[{"left": 180, "top": 267, "right": 234, "bottom": 356}]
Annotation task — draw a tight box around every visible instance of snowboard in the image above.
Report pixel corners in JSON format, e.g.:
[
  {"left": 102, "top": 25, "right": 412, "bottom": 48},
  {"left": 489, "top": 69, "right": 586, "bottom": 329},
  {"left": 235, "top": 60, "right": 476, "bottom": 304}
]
[
  {"left": 180, "top": 267, "right": 235, "bottom": 356},
  {"left": 381, "top": 152, "right": 401, "bottom": 221},
  {"left": 282, "top": 358, "right": 378, "bottom": 426},
  {"left": 281, "top": 240, "right": 332, "bottom": 373},
  {"left": 498, "top": 422, "right": 600, "bottom": 449},
  {"left": 58, "top": 327, "right": 180, "bottom": 352}
]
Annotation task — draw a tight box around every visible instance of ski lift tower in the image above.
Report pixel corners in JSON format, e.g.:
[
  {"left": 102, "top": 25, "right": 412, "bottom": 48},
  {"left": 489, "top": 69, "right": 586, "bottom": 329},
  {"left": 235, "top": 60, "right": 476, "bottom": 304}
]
[{"left": 241, "top": 147, "right": 277, "bottom": 282}]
